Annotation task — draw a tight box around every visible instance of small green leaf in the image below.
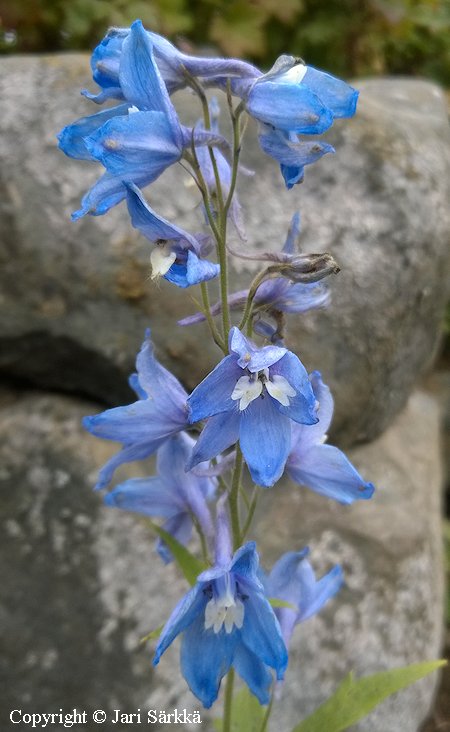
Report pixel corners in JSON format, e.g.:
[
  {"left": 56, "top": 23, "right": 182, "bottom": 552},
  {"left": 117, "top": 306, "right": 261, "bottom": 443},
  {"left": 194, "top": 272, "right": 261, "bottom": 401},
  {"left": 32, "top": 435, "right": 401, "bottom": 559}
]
[
  {"left": 214, "top": 687, "right": 266, "bottom": 732},
  {"left": 269, "top": 597, "right": 298, "bottom": 610},
  {"left": 292, "top": 660, "right": 446, "bottom": 732},
  {"left": 149, "top": 521, "right": 206, "bottom": 586},
  {"left": 140, "top": 625, "right": 163, "bottom": 644}
]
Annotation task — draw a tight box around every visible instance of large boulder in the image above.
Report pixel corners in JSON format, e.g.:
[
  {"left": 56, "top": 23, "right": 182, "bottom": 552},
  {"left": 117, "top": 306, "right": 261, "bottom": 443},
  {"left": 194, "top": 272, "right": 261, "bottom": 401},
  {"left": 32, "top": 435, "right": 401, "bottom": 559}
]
[
  {"left": 0, "top": 387, "right": 443, "bottom": 731},
  {"left": 0, "top": 56, "right": 449, "bottom": 445}
]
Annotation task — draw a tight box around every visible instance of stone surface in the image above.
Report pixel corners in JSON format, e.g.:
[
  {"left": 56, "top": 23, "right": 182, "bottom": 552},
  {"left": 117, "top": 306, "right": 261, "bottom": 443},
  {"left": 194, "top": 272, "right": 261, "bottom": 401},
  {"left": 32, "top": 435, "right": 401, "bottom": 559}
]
[
  {"left": 1, "top": 56, "right": 450, "bottom": 445},
  {"left": 0, "top": 387, "right": 444, "bottom": 731}
]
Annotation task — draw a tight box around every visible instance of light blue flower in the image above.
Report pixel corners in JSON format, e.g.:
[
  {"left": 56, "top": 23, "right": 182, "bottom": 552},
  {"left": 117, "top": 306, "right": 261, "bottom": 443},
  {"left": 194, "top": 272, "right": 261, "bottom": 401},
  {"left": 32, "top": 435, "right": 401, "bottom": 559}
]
[
  {"left": 286, "top": 372, "right": 375, "bottom": 503},
  {"left": 83, "top": 331, "right": 188, "bottom": 490},
  {"left": 187, "top": 327, "right": 318, "bottom": 487},
  {"left": 154, "top": 499, "right": 287, "bottom": 707},
  {"left": 125, "top": 182, "right": 220, "bottom": 287},
  {"left": 264, "top": 547, "right": 343, "bottom": 648},
  {"left": 104, "top": 432, "right": 216, "bottom": 563},
  {"left": 83, "top": 24, "right": 260, "bottom": 103},
  {"left": 219, "top": 54, "right": 358, "bottom": 187},
  {"left": 246, "top": 55, "right": 358, "bottom": 129},
  {"left": 59, "top": 21, "right": 229, "bottom": 219}
]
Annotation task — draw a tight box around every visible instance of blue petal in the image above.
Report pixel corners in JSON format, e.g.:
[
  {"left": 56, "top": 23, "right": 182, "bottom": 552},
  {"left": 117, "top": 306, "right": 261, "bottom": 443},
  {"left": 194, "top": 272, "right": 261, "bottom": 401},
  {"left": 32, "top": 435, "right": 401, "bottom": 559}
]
[
  {"left": 128, "top": 372, "right": 147, "bottom": 400},
  {"left": 57, "top": 104, "right": 129, "bottom": 161},
  {"left": 239, "top": 580, "right": 288, "bottom": 679},
  {"left": 247, "top": 82, "right": 334, "bottom": 134},
  {"left": 125, "top": 183, "right": 198, "bottom": 248},
  {"left": 180, "top": 615, "right": 238, "bottom": 708},
  {"left": 239, "top": 397, "right": 291, "bottom": 487},
  {"left": 259, "top": 129, "right": 335, "bottom": 168},
  {"left": 163, "top": 252, "right": 220, "bottom": 289},
  {"left": 104, "top": 476, "right": 179, "bottom": 517},
  {"left": 119, "top": 20, "right": 181, "bottom": 143},
  {"left": 157, "top": 512, "right": 194, "bottom": 564},
  {"left": 85, "top": 110, "right": 181, "bottom": 178},
  {"left": 94, "top": 440, "right": 164, "bottom": 491},
  {"left": 213, "top": 494, "right": 233, "bottom": 568},
  {"left": 297, "top": 565, "right": 343, "bottom": 622},
  {"left": 283, "top": 212, "right": 300, "bottom": 255},
  {"left": 233, "top": 644, "right": 272, "bottom": 705},
  {"left": 270, "top": 352, "right": 318, "bottom": 425},
  {"left": 72, "top": 171, "right": 128, "bottom": 219},
  {"left": 82, "top": 399, "right": 182, "bottom": 444},
  {"left": 153, "top": 583, "right": 206, "bottom": 665},
  {"left": 303, "top": 66, "right": 359, "bottom": 118},
  {"left": 290, "top": 371, "right": 333, "bottom": 452},
  {"left": 231, "top": 542, "right": 260, "bottom": 582},
  {"left": 267, "top": 551, "right": 343, "bottom": 647},
  {"left": 287, "top": 443, "right": 375, "bottom": 504},
  {"left": 188, "top": 411, "right": 240, "bottom": 469},
  {"left": 135, "top": 331, "right": 188, "bottom": 409},
  {"left": 277, "top": 283, "right": 330, "bottom": 313},
  {"left": 187, "top": 355, "right": 242, "bottom": 422},
  {"left": 89, "top": 27, "right": 127, "bottom": 101},
  {"left": 185, "top": 251, "right": 220, "bottom": 286},
  {"left": 157, "top": 434, "right": 215, "bottom": 542},
  {"left": 267, "top": 549, "right": 311, "bottom": 607},
  {"left": 229, "top": 327, "right": 286, "bottom": 372}
]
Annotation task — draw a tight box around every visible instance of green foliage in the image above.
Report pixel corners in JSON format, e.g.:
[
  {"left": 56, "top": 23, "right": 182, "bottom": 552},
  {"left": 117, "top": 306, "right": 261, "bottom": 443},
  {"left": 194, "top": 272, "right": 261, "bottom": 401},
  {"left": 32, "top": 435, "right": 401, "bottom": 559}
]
[
  {"left": 140, "top": 625, "right": 163, "bottom": 644},
  {"left": 149, "top": 521, "right": 206, "bottom": 586},
  {"left": 213, "top": 687, "right": 268, "bottom": 732},
  {"left": 1, "top": 0, "right": 449, "bottom": 84},
  {"left": 292, "top": 660, "right": 446, "bottom": 732}
]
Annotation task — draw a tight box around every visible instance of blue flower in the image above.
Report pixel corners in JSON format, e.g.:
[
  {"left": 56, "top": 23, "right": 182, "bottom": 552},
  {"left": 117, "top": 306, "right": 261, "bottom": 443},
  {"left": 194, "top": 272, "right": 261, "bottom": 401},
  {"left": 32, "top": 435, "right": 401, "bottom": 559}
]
[
  {"left": 83, "top": 24, "right": 260, "bottom": 103},
  {"left": 104, "top": 432, "right": 216, "bottom": 563},
  {"left": 187, "top": 327, "right": 318, "bottom": 487},
  {"left": 263, "top": 547, "right": 343, "bottom": 648},
  {"left": 125, "top": 182, "right": 220, "bottom": 287},
  {"left": 154, "top": 499, "right": 287, "bottom": 707},
  {"left": 246, "top": 55, "right": 358, "bottom": 129},
  {"left": 58, "top": 21, "right": 229, "bottom": 219},
  {"left": 224, "top": 54, "right": 358, "bottom": 188},
  {"left": 286, "top": 372, "right": 375, "bottom": 503},
  {"left": 83, "top": 331, "right": 188, "bottom": 490}
]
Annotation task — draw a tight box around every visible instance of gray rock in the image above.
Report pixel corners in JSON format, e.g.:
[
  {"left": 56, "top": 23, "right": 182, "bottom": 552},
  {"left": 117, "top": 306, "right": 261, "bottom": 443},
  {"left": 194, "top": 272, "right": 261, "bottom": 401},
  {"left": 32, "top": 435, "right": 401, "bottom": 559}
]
[
  {"left": 0, "top": 388, "right": 444, "bottom": 731},
  {"left": 0, "top": 56, "right": 449, "bottom": 445}
]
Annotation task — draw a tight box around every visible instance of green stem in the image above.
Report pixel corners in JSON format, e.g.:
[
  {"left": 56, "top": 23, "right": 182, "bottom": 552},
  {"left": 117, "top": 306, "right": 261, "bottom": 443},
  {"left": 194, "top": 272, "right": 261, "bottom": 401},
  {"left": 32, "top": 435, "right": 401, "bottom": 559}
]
[
  {"left": 229, "top": 446, "right": 243, "bottom": 550},
  {"left": 191, "top": 514, "right": 210, "bottom": 566},
  {"left": 200, "top": 282, "right": 226, "bottom": 353},
  {"left": 238, "top": 268, "right": 272, "bottom": 332},
  {"left": 222, "top": 668, "right": 235, "bottom": 732},
  {"left": 240, "top": 486, "right": 259, "bottom": 541},
  {"left": 259, "top": 688, "right": 274, "bottom": 732},
  {"left": 223, "top": 103, "right": 245, "bottom": 220}
]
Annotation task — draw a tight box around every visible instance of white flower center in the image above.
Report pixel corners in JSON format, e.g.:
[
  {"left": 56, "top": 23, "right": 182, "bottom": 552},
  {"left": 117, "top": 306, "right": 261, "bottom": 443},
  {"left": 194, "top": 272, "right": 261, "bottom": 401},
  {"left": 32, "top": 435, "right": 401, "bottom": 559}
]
[
  {"left": 231, "top": 375, "right": 263, "bottom": 410},
  {"left": 265, "top": 373, "right": 296, "bottom": 406},
  {"left": 278, "top": 63, "right": 308, "bottom": 85},
  {"left": 204, "top": 576, "right": 245, "bottom": 634},
  {"left": 150, "top": 242, "right": 176, "bottom": 278},
  {"left": 231, "top": 368, "right": 296, "bottom": 410}
]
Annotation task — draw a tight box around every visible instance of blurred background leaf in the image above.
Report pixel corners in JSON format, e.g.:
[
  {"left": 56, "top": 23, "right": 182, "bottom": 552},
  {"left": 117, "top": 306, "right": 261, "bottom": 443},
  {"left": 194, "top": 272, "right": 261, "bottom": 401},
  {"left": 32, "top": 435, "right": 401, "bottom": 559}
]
[{"left": 0, "top": 0, "right": 449, "bottom": 83}]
